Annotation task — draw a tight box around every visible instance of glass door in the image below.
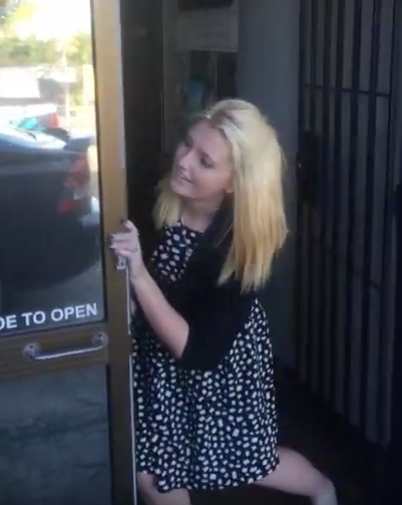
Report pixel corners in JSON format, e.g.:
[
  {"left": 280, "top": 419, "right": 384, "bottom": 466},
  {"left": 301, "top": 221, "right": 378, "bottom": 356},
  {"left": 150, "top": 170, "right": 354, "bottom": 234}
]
[{"left": 0, "top": 0, "right": 135, "bottom": 503}]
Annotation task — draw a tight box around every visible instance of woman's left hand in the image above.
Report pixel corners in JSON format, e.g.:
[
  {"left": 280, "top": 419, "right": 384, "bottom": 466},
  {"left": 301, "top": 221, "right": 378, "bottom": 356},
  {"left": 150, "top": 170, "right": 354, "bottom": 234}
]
[{"left": 108, "top": 220, "right": 145, "bottom": 280}]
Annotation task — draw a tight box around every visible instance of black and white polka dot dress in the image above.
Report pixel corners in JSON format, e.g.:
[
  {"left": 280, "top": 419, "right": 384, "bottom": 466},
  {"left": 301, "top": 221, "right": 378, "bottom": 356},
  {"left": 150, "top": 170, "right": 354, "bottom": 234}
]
[{"left": 132, "top": 221, "right": 279, "bottom": 492}]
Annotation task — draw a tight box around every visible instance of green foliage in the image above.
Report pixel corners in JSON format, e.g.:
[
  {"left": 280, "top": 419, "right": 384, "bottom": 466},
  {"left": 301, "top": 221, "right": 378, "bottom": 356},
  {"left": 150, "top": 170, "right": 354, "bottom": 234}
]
[
  {"left": 0, "top": 35, "right": 61, "bottom": 65},
  {"left": 67, "top": 31, "right": 92, "bottom": 66},
  {"left": 0, "top": 32, "right": 92, "bottom": 67},
  {"left": 0, "top": 1, "right": 93, "bottom": 104},
  {"left": 1, "top": 0, "right": 38, "bottom": 31},
  {"left": 0, "top": 0, "right": 92, "bottom": 67}
]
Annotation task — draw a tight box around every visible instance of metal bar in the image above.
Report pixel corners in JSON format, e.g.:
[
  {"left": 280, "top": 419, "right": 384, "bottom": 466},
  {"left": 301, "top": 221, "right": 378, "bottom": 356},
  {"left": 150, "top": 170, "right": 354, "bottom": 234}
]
[
  {"left": 306, "top": 0, "right": 319, "bottom": 390},
  {"left": 375, "top": 179, "right": 402, "bottom": 501},
  {"left": 375, "top": 1, "right": 402, "bottom": 497},
  {"left": 343, "top": 0, "right": 363, "bottom": 419},
  {"left": 22, "top": 333, "right": 109, "bottom": 362},
  {"left": 376, "top": 0, "right": 398, "bottom": 444},
  {"left": 317, "top": 0, "right": 333, "bottom": 398},
  {"left": 295, "top": 0, "right": 307, "bottom": 376},
  {"left": 377, "top": 160, "right": 402, "bottom": 503},
  {"left": 328, "top": 0, "right": 346, "bottom": 403},
  {"left": 359, "top": 0, "right": 382, "bottom": 430},
  {"left": 293, "top": 234, "right": 385, "bottom": 289},
  {"left": 302, "top": 83, "right": 390, "bottom": 99},
  {"left": 293, "top": 236, "right": 385, "bottom": 290},
  {"left": 386, "top": 177, "right": 402, "bottom": 498}
]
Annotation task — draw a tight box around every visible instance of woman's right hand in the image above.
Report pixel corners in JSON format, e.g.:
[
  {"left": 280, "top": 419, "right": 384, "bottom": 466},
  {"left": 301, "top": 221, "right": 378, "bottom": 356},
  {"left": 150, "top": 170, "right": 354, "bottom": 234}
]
[{"left": 108, "top": 220, "right": 146, "bottom": 280}]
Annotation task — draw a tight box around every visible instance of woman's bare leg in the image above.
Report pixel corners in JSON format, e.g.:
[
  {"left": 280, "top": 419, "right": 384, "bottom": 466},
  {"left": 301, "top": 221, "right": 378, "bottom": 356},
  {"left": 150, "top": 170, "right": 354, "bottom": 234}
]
[
  {"left": 137, "top": 473, "right": 192, "bottom": 505},
  {"left": 254, "top": 447, "right": 338, "bottom": 505},
  {"left": 137, "top": 448, "right": 337, "bottom": 505}
]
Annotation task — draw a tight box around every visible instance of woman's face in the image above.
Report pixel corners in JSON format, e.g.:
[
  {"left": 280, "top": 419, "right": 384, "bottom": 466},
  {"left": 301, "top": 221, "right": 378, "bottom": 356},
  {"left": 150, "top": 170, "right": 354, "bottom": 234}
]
[{"left": 170, "top": 121, "right": 233, "bottom": 205}]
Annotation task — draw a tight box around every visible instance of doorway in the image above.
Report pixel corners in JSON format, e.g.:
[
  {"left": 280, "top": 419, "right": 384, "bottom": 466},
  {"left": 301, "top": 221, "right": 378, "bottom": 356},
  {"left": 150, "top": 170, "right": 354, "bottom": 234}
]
[{"left": 1, "top": 0, "right": 401, "bottom": 504}]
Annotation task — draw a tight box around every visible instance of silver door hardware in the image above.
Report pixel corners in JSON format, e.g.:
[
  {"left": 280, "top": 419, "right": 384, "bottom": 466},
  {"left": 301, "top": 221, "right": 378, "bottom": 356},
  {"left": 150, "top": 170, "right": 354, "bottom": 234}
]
[
  {"left": 115, "top": 255, "right": 127, "bottom": 270},
  {"left": 22, "top": 332, "right": 109, "bottom": 362}
]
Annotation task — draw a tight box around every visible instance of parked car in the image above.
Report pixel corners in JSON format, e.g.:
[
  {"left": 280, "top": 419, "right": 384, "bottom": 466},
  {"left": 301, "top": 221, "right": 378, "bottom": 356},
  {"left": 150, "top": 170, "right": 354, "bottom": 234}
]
[
  {"left": 0, "top": 68, "right": 60, "bottom": 131},
  {"left": 0, "top": 126, "right": 101, "bottom": 312},
  {"left": 0, "top": 97, "right": 60, "bottom": 131}
]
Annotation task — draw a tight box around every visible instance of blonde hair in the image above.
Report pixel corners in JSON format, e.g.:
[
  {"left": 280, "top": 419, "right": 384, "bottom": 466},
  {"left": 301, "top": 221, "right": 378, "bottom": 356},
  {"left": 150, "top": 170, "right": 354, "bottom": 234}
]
[{"left": 154, "top": 99, "right": 288, "bottom": 291}]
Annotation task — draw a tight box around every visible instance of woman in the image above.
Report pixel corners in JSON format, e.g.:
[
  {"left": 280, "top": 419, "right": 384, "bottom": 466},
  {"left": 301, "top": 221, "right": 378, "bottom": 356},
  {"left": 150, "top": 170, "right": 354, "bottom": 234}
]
[{"left": 110, "top": 99, "right": 339, "bottom": 505}]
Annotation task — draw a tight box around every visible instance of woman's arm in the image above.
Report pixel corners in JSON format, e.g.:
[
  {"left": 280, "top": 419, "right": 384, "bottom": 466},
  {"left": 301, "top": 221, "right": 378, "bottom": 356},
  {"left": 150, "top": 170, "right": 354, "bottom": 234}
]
[
  {"left": 130, "top": 268, "right": 189, "bottom": 358},
  {"left": 109, "top": 220, "right": 251, "bottom": 369},
  {"left": 109, "top": 220, "right": 189, "bottom": 358}
]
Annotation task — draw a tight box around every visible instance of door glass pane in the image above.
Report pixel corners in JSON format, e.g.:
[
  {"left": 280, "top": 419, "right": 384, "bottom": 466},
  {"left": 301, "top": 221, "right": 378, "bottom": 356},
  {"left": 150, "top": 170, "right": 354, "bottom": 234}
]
[
  {"left": 0, "top": 366, "right": 112, "bottom": 505},
  {"left": 0, "top": 0, "right": 104, "bottom": 337}
]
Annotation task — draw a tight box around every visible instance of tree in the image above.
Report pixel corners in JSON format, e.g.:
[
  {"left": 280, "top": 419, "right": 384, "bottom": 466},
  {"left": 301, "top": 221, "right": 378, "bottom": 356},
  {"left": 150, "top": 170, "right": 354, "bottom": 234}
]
[
  {"left": 0, "top": 35, "right": 60, "bottom": 65},
  {"left": 0, "top": 0, "right": 17, "bottom": 28},
  {"left": 0, "top": 0, "right": 62, "bottom": 66},
  {"left": 66, "top": 31, "right": 92, "bottom": 66},
  {"left": 1, "top": 0, "right": 38, "bottom": 34}
]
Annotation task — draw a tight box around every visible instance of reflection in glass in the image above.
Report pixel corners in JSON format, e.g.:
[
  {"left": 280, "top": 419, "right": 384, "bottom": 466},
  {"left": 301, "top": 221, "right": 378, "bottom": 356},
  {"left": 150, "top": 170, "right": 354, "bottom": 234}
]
[{"left": 0, "top": 0, "right": 104, "bottom": 337}]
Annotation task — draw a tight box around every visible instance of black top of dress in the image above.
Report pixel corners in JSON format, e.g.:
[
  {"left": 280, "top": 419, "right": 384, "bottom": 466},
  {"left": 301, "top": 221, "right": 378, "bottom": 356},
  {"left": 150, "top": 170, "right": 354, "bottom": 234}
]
[{"left": 139, "top": 204, "right": 265, "bottom": 370}]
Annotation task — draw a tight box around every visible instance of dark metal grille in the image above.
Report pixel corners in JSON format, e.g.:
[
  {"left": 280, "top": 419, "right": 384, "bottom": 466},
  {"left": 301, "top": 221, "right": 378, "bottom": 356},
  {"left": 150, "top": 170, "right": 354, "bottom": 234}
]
[{"left": 296, "top": 0, "right": 401, "bottom": 445}]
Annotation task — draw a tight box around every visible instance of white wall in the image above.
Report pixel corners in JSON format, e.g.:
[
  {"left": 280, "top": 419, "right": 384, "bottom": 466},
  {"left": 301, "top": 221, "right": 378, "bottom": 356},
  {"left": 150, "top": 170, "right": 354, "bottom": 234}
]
[{"left": 237, "top": 0, "right": 300, "bottom": 368}]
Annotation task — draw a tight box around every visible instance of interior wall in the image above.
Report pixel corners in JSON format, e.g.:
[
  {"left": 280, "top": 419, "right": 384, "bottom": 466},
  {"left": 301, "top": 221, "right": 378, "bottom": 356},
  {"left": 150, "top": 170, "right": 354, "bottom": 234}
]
[
  {"left": 237, "top": 0, "right": 299, "bottom": 368},
  {"left": 176, "top": 0, "right": 238, "bottom": 51},
  {"left": 162, "top": 0, "right": 238, "bottom": 153},
  {"left": 161, "top": 0, "right": 299, "bottom": 368}
]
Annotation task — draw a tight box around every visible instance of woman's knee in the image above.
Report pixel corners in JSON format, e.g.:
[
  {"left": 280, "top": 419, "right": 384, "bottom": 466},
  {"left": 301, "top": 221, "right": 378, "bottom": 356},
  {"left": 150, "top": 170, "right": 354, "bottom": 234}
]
[
  {"left": 137, "top": 472, "right": 157, "bottom": 498},
  {"left": 256, "top": 446, "right": 335, "bottom": 498}
]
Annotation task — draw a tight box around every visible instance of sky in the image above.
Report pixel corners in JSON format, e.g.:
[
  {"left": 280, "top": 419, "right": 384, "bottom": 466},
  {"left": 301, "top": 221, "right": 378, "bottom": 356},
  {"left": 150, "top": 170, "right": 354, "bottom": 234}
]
[{"left": 15, "top": 0, "right": 92, "bottom": 39}]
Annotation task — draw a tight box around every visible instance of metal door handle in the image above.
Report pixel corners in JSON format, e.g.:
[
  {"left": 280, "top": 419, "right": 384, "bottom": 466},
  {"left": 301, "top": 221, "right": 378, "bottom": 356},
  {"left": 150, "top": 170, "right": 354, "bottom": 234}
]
[
  {"left": 115, "top": 255, "right": 127, "bottom": 271},
  {"left": 22, "top": 332, "right": 109, "bottom": 362}
]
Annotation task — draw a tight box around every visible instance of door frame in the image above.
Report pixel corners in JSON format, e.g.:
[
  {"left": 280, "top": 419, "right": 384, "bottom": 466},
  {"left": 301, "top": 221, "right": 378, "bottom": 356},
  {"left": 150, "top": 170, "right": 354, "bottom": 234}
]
[{"left": 93, "top": 0, "right": 137, "bottom": 501}]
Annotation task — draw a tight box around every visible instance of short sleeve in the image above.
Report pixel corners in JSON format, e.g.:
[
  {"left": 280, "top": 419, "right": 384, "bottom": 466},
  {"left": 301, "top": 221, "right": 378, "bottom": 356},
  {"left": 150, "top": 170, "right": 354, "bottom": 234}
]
[{"left": 177, "top": 280, "right": 254, "bottom": 371}]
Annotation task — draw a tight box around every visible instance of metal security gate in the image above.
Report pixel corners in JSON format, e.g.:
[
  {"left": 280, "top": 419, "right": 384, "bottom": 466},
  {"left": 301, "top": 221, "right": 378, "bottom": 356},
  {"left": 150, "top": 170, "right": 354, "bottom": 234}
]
[{"left": 295, "top": 0, "right": 401, "bottom": 448}]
